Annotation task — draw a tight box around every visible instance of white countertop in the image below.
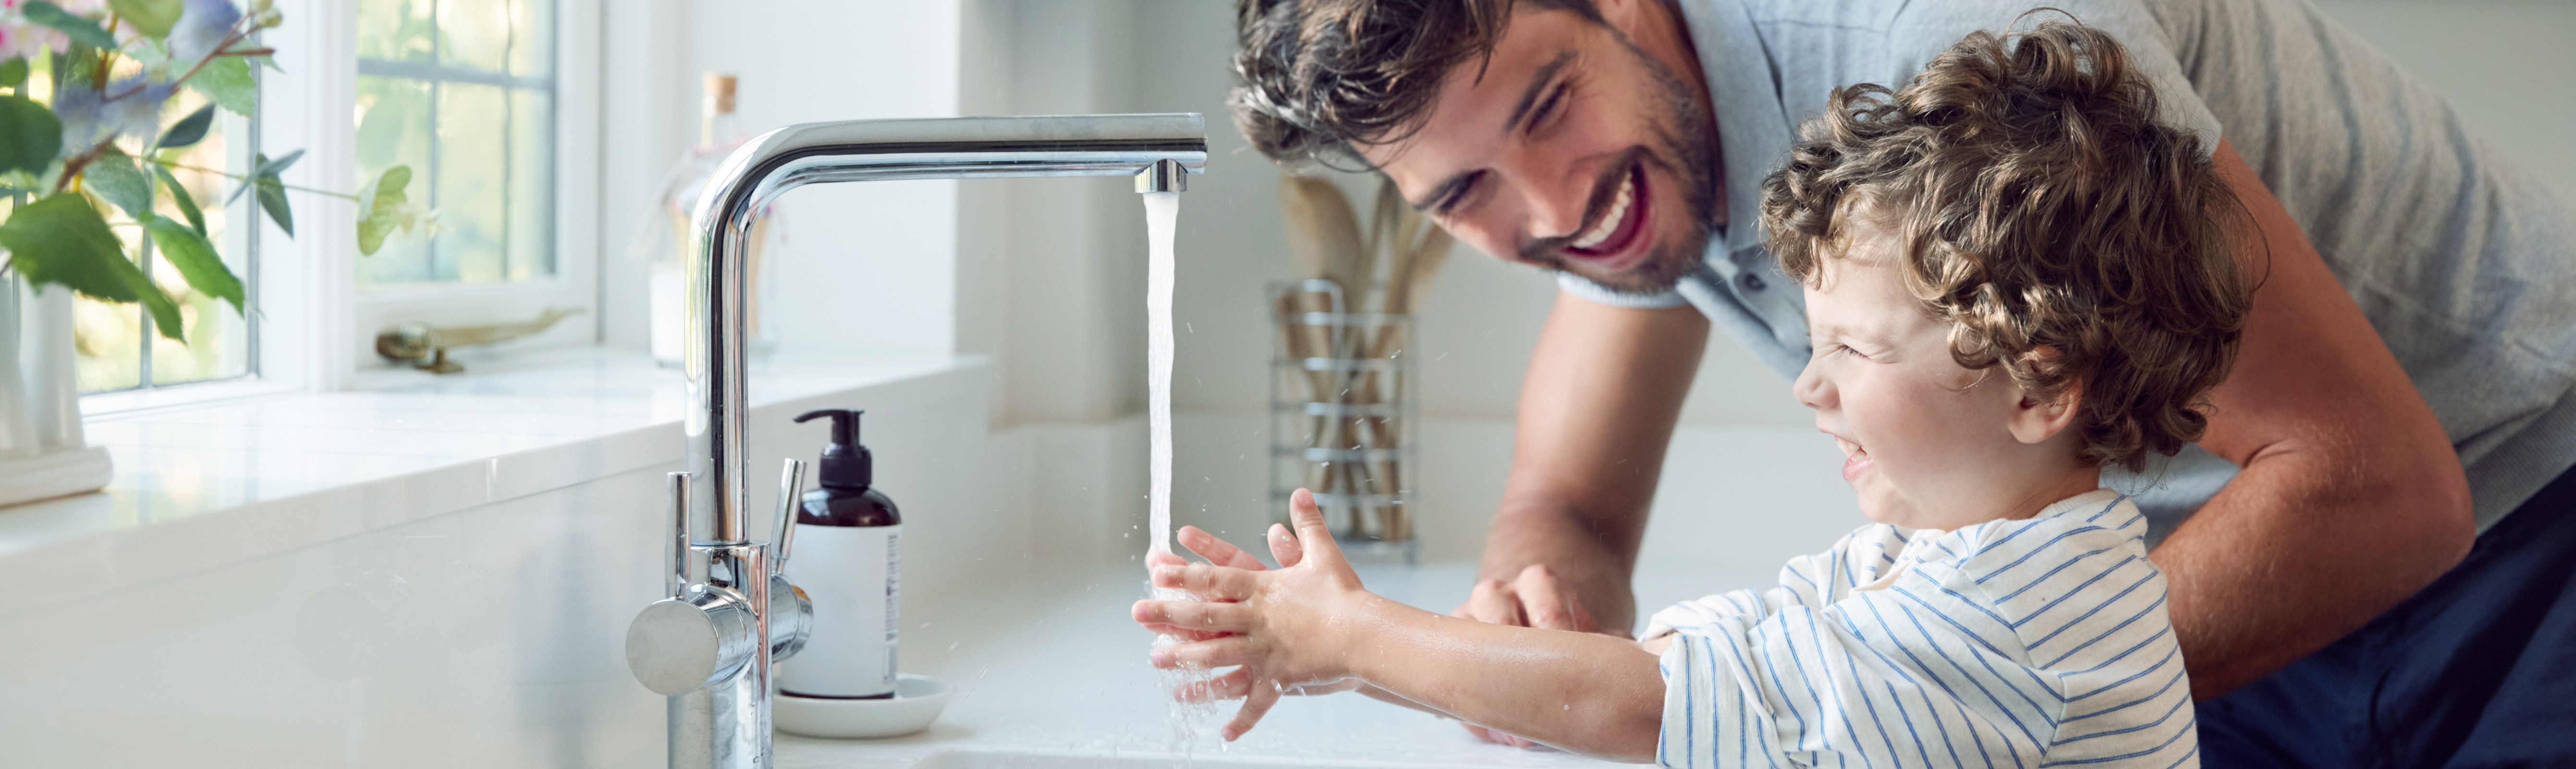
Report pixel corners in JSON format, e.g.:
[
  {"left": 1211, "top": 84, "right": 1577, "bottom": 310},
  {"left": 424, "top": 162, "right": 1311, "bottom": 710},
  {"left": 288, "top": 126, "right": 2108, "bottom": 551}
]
[
  {"left": 777, "top": 560, "right": 1629, "bottom": 769},
  {"left": 0, "top": 348, "right": 987, "bottom": 607}
]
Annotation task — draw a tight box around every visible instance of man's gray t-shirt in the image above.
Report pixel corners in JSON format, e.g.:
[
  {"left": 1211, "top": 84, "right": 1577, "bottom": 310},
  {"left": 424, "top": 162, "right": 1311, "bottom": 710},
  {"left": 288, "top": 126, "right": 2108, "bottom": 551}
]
[{"left": 1561, "top": 0, "right": 2576, "bottom": 536}]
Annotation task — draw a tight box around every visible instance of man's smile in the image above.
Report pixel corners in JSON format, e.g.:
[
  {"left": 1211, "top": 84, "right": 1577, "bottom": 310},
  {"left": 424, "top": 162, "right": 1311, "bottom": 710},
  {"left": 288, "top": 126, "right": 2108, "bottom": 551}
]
[{"left": 1561, "top": 161, "right": 1652, "bottom": 270}]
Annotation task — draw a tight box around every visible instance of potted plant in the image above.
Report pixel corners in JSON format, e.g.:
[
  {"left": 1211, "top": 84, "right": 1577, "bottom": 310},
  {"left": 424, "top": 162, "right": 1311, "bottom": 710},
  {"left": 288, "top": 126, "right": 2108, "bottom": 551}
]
[{"left": 0, "top": 0, "right": 421, "bottom": 508}]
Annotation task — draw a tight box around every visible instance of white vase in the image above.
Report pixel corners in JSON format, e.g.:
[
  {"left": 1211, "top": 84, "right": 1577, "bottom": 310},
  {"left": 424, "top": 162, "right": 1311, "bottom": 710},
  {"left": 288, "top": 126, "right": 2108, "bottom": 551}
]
[{"left": 0, "top": 272, "right": 111, "bottom": 508}]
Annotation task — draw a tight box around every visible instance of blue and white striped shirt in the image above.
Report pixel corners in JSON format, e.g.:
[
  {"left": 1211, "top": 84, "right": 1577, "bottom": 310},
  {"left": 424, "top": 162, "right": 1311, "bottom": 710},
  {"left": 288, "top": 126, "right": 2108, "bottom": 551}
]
[{"left": 1648, "top": 490, "right": 2196, "bottom": 768}]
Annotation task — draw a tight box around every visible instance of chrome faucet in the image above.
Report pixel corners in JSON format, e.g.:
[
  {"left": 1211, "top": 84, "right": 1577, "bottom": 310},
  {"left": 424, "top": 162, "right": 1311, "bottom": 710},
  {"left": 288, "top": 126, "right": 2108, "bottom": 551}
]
[{"left": 624, "top": 114, "right": 1206, "bottom": 769}]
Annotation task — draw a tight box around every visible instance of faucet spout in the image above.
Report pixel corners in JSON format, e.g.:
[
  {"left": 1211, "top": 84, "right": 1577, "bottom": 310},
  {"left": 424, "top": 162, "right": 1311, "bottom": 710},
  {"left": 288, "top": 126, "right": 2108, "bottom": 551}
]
[
  {"left": 628, "top": 113, "right": 1205, "bottom": 769},
  {"left": 686, "top": 113, "right": 1205, "bottom": 544}
]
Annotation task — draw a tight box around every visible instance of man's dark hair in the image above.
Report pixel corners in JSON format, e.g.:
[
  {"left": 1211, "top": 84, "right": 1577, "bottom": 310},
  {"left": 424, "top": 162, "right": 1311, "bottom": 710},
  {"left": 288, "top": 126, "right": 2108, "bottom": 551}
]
[{"left": 1232, "top": 0, "right": 1600, "bottom": 167}]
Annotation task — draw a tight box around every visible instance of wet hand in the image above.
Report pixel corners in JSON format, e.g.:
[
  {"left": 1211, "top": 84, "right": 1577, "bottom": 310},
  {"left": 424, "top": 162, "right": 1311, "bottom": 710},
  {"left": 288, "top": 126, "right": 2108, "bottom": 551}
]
[
  {"left": 1130, "top": 488, "right": 1374, "bottom": 740},
  {"left": 1135, "top": 519, "right": 1311, "bottom": 642}
]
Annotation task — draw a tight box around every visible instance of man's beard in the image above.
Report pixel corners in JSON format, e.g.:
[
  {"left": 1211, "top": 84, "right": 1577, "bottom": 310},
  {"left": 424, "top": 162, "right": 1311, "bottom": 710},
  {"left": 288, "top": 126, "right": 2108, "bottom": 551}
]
[{"left": 1528, "top": 39, "right": 1722, "bottom": 296}]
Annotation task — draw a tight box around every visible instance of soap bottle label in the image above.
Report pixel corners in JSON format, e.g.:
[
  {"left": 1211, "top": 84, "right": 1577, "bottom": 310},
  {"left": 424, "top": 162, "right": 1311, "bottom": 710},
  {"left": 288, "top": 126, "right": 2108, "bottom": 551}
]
[{"left": 779, "top": 523, "right": 901, "bottom": 698}]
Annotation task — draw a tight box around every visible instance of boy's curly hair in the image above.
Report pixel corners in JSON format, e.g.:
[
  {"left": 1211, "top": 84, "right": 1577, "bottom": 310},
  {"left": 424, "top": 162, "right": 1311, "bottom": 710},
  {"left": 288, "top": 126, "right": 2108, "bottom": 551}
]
[{"left": 1759, "top": 20, "right": 2255, "bottom": 472}]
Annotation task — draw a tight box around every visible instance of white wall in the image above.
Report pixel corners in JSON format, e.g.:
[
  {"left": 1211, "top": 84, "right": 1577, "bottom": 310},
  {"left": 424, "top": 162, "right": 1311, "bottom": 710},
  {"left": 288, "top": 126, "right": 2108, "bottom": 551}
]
[
  {"left": 598, "top": 1, "right": 967, "bottom": 363},
  {"left": 2308, "top": 0, "right": 2576, "bottom": 201}
]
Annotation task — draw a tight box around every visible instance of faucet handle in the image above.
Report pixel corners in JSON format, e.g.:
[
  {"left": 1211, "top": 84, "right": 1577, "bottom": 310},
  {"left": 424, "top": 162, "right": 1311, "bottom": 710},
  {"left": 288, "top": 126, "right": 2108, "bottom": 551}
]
[
  {"left": 772, "top": 458, "right": 806, "bottom": 576},
  {"left": 769, "top": 573, "right": 813, "bottom": 661},
  {"left": 626, "top": 584, "right": 758, "bottom": 696}
]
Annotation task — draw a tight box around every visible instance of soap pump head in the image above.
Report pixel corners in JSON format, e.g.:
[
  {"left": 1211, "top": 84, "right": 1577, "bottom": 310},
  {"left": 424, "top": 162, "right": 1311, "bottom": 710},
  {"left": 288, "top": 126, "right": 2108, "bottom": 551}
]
[{"left": 793, "top": 409, "right": 871, "bottom": 490}]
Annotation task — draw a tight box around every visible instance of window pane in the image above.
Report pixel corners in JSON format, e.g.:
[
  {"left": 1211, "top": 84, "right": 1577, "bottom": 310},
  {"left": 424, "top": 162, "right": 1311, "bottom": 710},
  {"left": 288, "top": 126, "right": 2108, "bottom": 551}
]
[
  {"left": 508, "top": 88, "right": 554, "bottom": 280},
  {"left": 357, "top": 0, "right": 435, "bottom": 62},
  {"left": 506, "top": 0, "right": 551, "bottom": 77},
  {"left": 434, "top": 82, "right": 509, "bottom": 284},
  {"left": 436, "top": 0, "right": 512, "bottom": 74},
  {"left": 355, "top": 74, "right": 435, "bottom": 286},
  {"left": 147, "top": 92, "right": 251, "bottom": 384},
  {"left": 72, "top": 290, "right": 143, "bottom": 391},
  {"left": 71, "top": 88, "right": 250, "bottom": 392},
  {"left": 354, "top": 0, "right": 553, "bottom": 291}
]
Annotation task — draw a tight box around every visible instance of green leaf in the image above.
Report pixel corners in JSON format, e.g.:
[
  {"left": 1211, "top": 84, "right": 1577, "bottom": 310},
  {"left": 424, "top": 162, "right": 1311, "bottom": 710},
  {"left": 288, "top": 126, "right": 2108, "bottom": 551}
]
[
  {"left": 254, "top": 173, "right": 290, "bottom": 236},
  {"left": 108, "top": 0, "right": 184, "bottom": 38},
  {"left": 185, "top": 55, "right": 255, "bottom": 117},
  {"left": 356, "top": 164, "right": 410, "bottom": 255},
  {"left": 254, "top": 148, "right": 302, "bottom": 178},
  {"left": 24, "top": 2, "right": 119, "bottom": 51},
  {"left": 228, "top": 149, "right": 300, "bottom": 205},
  {"left": 158, "top": 103, "right": 215, "bottom": 149},
  {"left": 0, "top": 95, "right": 62, "bottom": 176},
  {"left": 0, "top": 58, "right": 26, "bottom": 89},
  {"left": 1, "top": 192, "right": 185, "bottom": 340},
  {"left": 84, "top": 149, "right": 151, "bottom": 216},
  {"left": 151, "top": 163, "right": 203, "bottom": 236},
  {"left": 143, "top": 213, "right": 241, "bottom": 313}
]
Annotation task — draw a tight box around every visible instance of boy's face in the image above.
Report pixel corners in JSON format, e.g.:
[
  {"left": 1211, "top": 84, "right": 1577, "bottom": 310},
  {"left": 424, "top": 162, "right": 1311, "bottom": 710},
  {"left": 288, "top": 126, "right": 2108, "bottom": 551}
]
[{"left": 1792, "top": 229, "right": 2085, "bottom": 529}]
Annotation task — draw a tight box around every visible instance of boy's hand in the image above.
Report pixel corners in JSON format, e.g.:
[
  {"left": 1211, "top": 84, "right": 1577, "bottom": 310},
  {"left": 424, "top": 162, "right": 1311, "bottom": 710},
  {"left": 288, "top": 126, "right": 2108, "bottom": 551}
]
[{"left": 1131, "top": 488, "right": 1377, "bottom": 740}]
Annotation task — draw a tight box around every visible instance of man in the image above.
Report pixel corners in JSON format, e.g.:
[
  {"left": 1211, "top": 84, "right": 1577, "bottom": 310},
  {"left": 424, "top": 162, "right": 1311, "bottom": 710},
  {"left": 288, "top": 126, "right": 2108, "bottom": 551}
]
[{"left": 1222, "top": 0, "right": 2575, "bottom": 765}]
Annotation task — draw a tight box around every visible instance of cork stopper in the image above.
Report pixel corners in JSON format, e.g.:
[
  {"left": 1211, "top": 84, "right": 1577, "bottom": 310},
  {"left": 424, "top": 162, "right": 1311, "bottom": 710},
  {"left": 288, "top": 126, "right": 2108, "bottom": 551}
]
[{"left": 703, "top": 73, "right": 737, "bottom": 114}]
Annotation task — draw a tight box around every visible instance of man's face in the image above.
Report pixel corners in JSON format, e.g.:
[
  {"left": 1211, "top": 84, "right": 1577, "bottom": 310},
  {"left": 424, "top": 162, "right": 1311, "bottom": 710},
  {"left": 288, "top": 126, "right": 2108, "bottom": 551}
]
[{"left": 1358, "top": 0, "right": 1722, "bottom": 295}]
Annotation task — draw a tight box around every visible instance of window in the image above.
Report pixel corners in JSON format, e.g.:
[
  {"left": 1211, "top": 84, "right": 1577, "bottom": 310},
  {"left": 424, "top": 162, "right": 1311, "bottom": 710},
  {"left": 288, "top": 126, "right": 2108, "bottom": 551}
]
[
  {"left": 72, "top": 0, "right": 595, "bottom": 402},
  {"left": 354, "top": 0, "right": 553, "bottom": 288},
  {"left": 345, "top": 0, "right": 596, "bottom": 370},
  {"left": 68, "top": 58, "right": 262, "bottom": 393}
]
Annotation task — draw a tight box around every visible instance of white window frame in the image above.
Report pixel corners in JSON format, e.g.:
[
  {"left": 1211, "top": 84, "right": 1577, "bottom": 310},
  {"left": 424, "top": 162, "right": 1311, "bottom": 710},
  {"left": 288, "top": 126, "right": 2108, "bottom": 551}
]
[{"left": 87, "top": 0, "right": 605, "bottom": 402}]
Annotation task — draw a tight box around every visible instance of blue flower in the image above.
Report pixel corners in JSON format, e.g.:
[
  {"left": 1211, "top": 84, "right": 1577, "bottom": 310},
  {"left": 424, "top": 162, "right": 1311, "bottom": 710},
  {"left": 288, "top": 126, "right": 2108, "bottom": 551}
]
[
  {"left": 54, "top": 77, "right": 174, "bottom": 149},
  {"left": 168, "top": 0, "right": 241, "bottom": 64}
]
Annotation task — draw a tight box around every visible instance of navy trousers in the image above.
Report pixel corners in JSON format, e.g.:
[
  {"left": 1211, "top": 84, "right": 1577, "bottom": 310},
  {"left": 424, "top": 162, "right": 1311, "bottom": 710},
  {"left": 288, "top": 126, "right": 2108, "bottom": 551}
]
[{"left": 2198, "top": 466, "right": 2576, "bottom": 768}]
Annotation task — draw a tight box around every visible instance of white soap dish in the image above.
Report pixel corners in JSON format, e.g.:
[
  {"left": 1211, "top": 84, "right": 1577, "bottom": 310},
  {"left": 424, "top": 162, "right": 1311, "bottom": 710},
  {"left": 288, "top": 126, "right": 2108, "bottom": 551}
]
[{"left": 774, "top": 674, "right": 953, "bottom": 739}]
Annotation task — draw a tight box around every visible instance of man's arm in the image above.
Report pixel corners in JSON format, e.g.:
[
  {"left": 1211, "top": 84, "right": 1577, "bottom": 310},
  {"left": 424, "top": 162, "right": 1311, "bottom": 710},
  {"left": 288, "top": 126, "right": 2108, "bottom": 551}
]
[
  {"left": 2156, "top": 140, "right": 2476, "bottom": 698},
  {"left": 1468, "top": 295, "right": 1710, "bottom": 635}
]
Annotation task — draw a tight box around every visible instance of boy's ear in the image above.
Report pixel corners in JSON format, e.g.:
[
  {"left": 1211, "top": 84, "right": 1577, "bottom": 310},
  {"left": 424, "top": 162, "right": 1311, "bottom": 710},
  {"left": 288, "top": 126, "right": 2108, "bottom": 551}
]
[{"left": 2007, "top": 347, "right": 2083, "bottom": 446}]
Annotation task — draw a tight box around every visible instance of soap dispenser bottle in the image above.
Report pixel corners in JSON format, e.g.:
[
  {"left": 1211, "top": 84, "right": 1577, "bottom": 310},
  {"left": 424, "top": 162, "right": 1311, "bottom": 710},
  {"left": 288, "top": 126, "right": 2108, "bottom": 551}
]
[{"left": 778, "top": 409, "right": 902, "bottom": 700}]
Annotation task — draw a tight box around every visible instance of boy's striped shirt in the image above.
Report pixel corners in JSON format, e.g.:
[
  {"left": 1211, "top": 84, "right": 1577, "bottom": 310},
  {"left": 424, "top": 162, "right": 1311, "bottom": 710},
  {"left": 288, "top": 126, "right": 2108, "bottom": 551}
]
[{"left": 1648, "top": 489, "right": 2197, "bottom": 769}]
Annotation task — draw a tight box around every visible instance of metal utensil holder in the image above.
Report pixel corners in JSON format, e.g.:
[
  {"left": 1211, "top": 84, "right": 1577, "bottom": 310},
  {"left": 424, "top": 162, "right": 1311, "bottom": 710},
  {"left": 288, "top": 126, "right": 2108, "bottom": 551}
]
[{"left": 1270, "top": 279, "right": 1417, "bottom": 564}]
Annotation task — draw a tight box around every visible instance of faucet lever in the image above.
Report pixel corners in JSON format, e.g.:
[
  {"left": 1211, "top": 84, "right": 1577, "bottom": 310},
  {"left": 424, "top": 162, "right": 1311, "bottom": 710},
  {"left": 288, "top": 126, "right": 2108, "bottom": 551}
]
[
  {"left": 667, "top": 471, "right": 692, "bottom": 599},
  {"left": 772, "top": 458, "right": 805, "bottom": 576}
]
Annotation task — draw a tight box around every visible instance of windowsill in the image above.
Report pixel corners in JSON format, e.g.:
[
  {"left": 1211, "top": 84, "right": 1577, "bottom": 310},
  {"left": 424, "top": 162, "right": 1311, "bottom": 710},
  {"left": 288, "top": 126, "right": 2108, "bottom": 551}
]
[
  {"left": 0, "top": 346, "right": 991, "bottom": 599},
  {"left": 78, "top": 378, "right": 308, "bottom": 419}
]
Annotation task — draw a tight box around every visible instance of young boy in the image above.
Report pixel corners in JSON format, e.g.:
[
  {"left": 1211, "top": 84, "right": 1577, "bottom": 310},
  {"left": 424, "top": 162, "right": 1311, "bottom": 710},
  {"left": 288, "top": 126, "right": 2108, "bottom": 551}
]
[{"left": 1135, "top": 21, "right": 2248, "bottom": 768}]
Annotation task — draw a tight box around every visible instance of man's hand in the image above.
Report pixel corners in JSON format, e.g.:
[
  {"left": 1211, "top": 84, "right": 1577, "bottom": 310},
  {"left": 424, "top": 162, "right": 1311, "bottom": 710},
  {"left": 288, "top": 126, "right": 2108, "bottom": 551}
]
[{"left": 1455, "top": 563, "right": 1610, "bottom": 634}]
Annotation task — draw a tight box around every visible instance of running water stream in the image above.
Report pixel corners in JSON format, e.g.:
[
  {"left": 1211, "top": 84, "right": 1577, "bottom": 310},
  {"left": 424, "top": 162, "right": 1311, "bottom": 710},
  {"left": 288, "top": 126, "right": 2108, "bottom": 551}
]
[
  {"left": 1141, "top": 190, "right": 1218, "bottom": 753},
  {"left": 1144, "top": 190, "right": 1180, "bottom": 573}
]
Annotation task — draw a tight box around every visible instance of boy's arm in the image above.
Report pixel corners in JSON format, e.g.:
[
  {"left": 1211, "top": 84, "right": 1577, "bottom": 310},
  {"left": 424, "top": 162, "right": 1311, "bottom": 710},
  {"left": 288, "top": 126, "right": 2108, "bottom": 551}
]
[
  {"left": 1340, "top": 596, "right": 1665, "bottom": 762},
  {"left": 1138, "top": 491, "right": 1664, "bottom": 761}
]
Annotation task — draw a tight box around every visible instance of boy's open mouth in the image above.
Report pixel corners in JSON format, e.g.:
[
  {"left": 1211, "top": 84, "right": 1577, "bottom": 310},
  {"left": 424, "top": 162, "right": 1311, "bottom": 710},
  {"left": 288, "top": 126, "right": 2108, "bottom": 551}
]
[
  {"left": 1563, "top": 162, "right": 1649, "bottom": 266},
  {"left": 1832, "top": 433, "right": 1872, "bottom": 483}
]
